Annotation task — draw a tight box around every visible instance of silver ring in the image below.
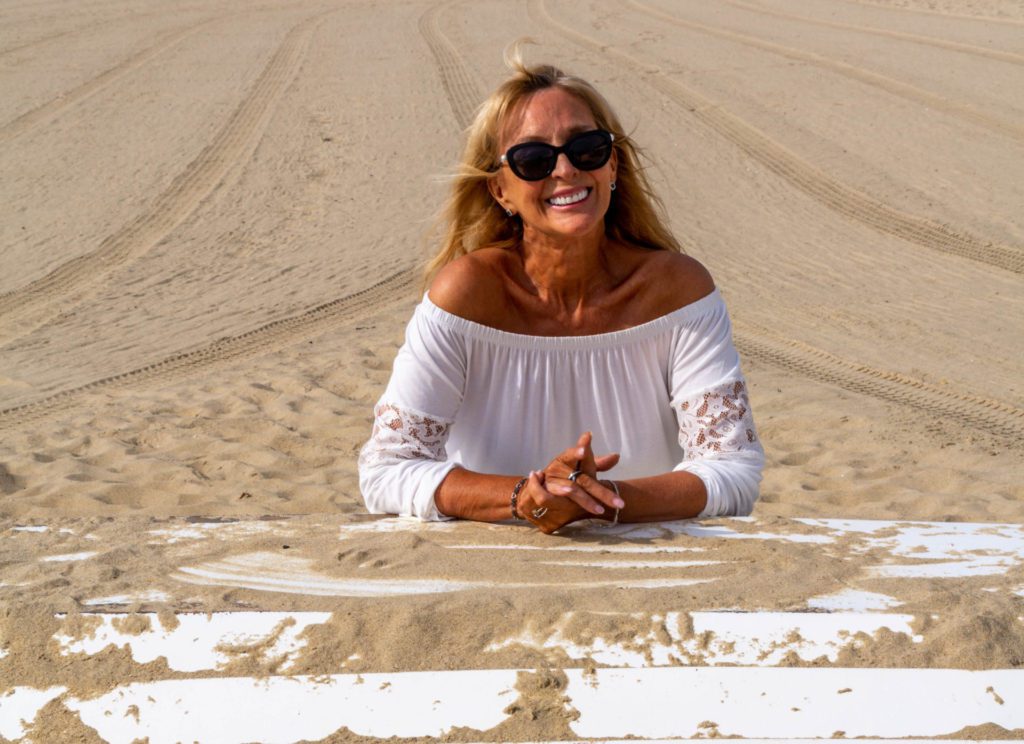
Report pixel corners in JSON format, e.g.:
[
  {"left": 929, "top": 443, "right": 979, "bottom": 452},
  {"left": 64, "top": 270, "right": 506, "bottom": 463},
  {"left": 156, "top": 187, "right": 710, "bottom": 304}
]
[
  {"left": 532, "top": 507, "right": 548, "bottom": 519},
  {"left": 567, "top": 470, "right": 583, "bottom": 483}
]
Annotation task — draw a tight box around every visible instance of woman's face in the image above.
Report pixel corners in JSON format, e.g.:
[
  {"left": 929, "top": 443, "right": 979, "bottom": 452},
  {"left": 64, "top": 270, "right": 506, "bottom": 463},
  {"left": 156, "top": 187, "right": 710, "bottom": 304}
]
[{"left": 490, "top": 87, "right": 617, "bottom": 244}]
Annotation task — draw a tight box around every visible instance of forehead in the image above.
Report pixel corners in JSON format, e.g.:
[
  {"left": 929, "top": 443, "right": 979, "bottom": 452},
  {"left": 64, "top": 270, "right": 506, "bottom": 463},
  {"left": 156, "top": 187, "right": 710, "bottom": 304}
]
[{"left": 500, "top": 87, "right": 597, "bottom": 146}]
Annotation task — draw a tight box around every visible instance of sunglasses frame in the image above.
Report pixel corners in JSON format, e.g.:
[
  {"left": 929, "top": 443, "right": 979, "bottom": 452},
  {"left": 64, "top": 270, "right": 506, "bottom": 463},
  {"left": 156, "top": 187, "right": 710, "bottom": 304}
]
[{"left": 497, "top": 129, "right": 616, "bottom": 182}]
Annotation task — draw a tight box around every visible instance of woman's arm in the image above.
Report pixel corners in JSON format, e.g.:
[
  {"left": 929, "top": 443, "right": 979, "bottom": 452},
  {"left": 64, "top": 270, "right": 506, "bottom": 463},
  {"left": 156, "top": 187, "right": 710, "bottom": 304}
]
[
  {"left": 358, "top": 303, "right": 467, "bottom": 520},
  {"left": 511, "top": 435, "right": 709, "bottom": 534},
  {"left": 519, "top": 290, "right": 764, "bottom": 532},
  {"left": 434, "top": 433, "right": 623, "bottom": 523}
]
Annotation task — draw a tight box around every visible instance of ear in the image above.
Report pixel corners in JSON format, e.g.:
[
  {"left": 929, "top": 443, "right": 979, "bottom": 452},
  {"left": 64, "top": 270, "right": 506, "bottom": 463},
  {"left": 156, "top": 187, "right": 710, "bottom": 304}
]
[
  {"left": 487, "top": 175, "right": 506, "bottom": 211},
  {"left": 609, "top": 147, "right": 618, "bottom": 185}
]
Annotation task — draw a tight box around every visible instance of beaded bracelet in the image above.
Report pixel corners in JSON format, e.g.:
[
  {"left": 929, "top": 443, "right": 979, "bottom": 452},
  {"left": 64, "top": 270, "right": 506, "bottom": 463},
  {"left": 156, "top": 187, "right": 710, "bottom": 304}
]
[{"left": 510, "top": 476, "right": 528, "bottom": 520}]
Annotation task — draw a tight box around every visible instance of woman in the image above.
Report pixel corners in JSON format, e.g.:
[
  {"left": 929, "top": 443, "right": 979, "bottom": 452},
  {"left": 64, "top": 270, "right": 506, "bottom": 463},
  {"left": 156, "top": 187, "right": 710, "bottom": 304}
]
[{"left": 358, "top": 52, "right": 763, "bottom": 534}]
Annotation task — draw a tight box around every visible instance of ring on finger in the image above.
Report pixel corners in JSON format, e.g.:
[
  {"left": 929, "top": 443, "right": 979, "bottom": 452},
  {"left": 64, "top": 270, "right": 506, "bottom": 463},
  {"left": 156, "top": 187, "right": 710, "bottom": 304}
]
[
  {"left": 532, "top": 507, "right": 548, "bottom": 519},
  {"left": 567, "top": 470, "right": 584, "bottom": 483}
]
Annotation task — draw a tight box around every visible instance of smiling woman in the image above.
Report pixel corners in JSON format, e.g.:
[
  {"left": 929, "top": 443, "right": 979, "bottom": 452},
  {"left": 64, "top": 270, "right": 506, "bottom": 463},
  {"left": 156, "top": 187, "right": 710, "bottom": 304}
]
[{"left": 358, "top": 44, "right": 764, "bottom": 534}]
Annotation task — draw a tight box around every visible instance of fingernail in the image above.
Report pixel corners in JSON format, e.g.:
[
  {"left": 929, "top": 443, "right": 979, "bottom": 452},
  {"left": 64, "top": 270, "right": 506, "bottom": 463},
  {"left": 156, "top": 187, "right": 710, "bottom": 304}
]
[
  {"left": 614, "top": 499, "right": 625, "bottom": 508},
  {"left": 593, "top": 505, "right": 605, "bottom": 514},
  {"left": 577, "top": 447, "right": 585, "bottom": 457}
]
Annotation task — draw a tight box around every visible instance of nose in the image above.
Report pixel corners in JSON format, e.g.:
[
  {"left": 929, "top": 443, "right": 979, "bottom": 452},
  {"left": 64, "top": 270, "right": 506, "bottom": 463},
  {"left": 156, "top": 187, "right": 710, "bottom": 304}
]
[{"left": 549, "top": 150, "right": 578, "bottom": 179}]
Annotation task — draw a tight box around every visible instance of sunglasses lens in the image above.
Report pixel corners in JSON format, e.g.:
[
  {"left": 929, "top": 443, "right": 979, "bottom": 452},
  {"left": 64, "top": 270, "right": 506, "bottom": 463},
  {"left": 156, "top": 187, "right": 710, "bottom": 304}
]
[
  {"left": 504, "top": 131, "right": 613, "bottom": 181},
  {"left": 509, "top": 144, "right": 557, "bottom": 181},
  {"left": 567, "top": 132, "right": 613, "bottom": 170}
]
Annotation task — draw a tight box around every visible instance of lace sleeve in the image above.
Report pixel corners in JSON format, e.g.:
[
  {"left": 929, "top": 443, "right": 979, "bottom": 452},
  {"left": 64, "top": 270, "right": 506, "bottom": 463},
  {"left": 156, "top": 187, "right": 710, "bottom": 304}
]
[
  {"left": 358, "top": 401, "right": 460, "bottom": 521},
  {"left": 668, "top": 293, "right": 764, "bottom": 517},
  {"left": 357, "top": 301, "right": 466, "bottom": 521},
  {"left": 678, "top": 380, "right": 759, "bottom": 458},
  {"left": 673, "top": 377, "right": 764, "bottom": 517},
  {"left": 359, "top": 404, "right": 451, "bottom": 468}
]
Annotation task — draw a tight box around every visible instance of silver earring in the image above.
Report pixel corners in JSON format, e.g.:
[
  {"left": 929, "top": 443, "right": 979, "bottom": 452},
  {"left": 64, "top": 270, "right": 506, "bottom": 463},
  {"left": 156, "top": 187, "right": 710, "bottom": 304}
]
[
  {"left": 610, "top": 181, "right": 616, "bottom": 191},
  {"left": 505, "top": 207, "right": 514, "bottom": 216}
]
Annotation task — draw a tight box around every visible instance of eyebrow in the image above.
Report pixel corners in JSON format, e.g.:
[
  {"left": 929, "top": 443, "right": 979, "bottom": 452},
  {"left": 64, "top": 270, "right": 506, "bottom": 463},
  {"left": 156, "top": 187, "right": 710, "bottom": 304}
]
[{"left": 512, "top": 123, "right": 595, "bottom": 145}]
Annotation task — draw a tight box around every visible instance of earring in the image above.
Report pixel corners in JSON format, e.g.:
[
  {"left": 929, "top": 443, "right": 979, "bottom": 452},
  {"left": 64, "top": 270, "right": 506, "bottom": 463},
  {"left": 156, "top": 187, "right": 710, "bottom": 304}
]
[
  {"left": 609, "top": 181, "right": 616, "bottom": 191},
  {"left": 505, "top": 207, "right": 514, "bottom": 216}
]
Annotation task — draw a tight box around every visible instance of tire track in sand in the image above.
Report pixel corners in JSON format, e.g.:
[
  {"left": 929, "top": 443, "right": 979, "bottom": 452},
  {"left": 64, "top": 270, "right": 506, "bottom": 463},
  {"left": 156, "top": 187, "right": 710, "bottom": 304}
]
[
  {"left": 4, "top": 0, "right": 1018, "bottom": 446},
  {"left": 834, "top": 0, "right": 1024, "bottom": 27},
  {"left": 0, "top": 21, "right": 103, "bottom": 60},
  {"left": 625, "top": 0, "right": 1024, "bottom": 142},
  {"left": 418, "top": 0, "right": 484, "bottom": 129},
  {"left": 0, "top": 269, "right": 417, "bottom": 428},
  {"left": 0, "top": 17, "right": 221, "bottom": 144},
  {"left": 721, "top": 0, "right": 1024, "bottom": 67},
  {"left": 530, "top": 0, "right": 1023, "bottom": 275},
  {"left": 0, "top": 1, "right": 478, "bottom": 426},
  {"left": 0, "top": 11, "right": 329, "bottom": 346},
  {"left": 733, "top": 325, "right": 1024, "bottom": 444}
]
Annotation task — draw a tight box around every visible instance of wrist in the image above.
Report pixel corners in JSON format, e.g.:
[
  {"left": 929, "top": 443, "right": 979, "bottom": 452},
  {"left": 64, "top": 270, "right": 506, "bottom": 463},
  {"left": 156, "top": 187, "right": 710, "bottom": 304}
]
[
  {"left": 601, "top": 479, "right": 621, "bottom": 525},
  {"left": 510, "top": 476, "right": 528, "bottom": 520}
]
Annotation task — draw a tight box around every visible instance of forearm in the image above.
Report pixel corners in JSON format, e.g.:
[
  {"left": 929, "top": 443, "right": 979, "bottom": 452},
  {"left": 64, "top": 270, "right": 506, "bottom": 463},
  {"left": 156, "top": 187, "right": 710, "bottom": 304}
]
[
  {"left": 434, "top": 465, "right": 710, "bottom": 526},
  {"left": 609, "top": 470, "right": 708, "bottom": 523},
  {"left": 434, "top": 467, "right": 521, "bottom": 522}
]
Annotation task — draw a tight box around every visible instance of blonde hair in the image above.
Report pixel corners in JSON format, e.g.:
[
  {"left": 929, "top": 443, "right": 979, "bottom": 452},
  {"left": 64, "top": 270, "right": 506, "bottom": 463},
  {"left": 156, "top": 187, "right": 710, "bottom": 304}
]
[{"left": 425, "top": 44, "right": 681, "bottom": 281}]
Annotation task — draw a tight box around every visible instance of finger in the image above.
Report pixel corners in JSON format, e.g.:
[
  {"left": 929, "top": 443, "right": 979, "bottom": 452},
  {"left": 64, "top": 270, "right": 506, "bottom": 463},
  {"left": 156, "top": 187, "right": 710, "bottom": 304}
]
[
  {"left": 573, "top": 472, "right": 625, "bottom": 510},
  {"left": 525, "top": 470, "right": 564, "bottom": 517},
  {"left": 526, "top": 470, "right": 552, "bottom": 506},
  {"left": 594, "top": 453, "right": 621, "bottom": 471},
  {"left": 525, "top": 473, "right": 582, "bottom": 530},
  {"left": 547, "top": 480, "right": 605, "bottom": 515},
  {"left": 579, "top": 431, "right": 598, "bottom": 475},
  {"left": 554, "top": 441, "right": 588, "bottom": 471}
]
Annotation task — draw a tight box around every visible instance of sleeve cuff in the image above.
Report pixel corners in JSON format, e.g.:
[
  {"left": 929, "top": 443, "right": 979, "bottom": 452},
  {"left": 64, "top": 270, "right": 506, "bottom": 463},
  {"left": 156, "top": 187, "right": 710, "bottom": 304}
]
[{"left": 673, "top": 453, "right": 762, "bottom": 517}]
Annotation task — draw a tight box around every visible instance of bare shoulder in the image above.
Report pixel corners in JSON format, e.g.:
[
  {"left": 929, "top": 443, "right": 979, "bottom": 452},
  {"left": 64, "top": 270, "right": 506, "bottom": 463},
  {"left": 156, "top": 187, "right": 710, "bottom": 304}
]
[
  {"left": 427, "top": 249, "right": 510, "bottom": 325},
  {"left": 633, "top": 251, "right": 716, "bottom": 316}
]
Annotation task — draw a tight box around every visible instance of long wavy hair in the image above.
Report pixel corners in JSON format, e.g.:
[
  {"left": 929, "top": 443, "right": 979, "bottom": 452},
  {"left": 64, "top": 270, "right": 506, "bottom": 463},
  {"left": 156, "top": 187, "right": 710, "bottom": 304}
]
[{"left": 425, "top": 44, "right": 681, "bottom": 281}]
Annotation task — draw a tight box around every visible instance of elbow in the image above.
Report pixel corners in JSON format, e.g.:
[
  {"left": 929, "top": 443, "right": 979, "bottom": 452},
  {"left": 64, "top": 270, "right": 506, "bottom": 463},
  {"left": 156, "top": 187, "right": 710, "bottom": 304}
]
[
  {"left": 729, "top": 459, "right": 763, "bottom": 516},
  {"left": 685, "top": 454, "right": 762, "bottom": 517},
  {"left": 734, "top": 482, "right": 759, "bottom": 516},
  {"left": 357, "top": 464, "right": 391, "bottom": 515}
]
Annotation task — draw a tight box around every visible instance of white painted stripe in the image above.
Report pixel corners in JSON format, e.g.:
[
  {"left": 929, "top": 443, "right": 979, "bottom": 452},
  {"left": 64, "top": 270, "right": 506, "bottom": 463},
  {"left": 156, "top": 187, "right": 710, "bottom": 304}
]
[
  {"left": 82, "top": 590, "right": 172, "bottom": 606},
  {"left": 537, "top": 560, "right": 721, "bottom": 569},
  {"left": 173, "top": 564, "right": 485, "bottom": 597},
  {"left": 337, "top": 518, "right": 458, "bottom": 535},
  {"left": 807, "top": 588, "right": 903, "bottom": 611},
  {"left": 171, "top": 552, "right": 712, "bottom": 597},
  {"left": 870, "top": 557, "right": 1016, "bottom": 578},
  {"left": 55, "top": 612, "right": 332, "bottom": 672},
  {"left": 447, "top": 544, "right": 706, "bottom": 553},
  {"left": 40, "top": 551, "right": 97, "bottom": 562},
  {"left": 488, "top": 611, "right": 920, "bottom": 667},
  {"left": 35, "top": 667, "right": 1024, "bottom": 741},
  {"left": 0, "top": 686, "right": 66, "bottom": 740},
  {"left": 566, "top": 667, "right": 1024, "bottom": 738},
  {"left": 63, "top": 671, "right": 517, "bottom": 743},
  {"left": 589, "top": 521, "right": 834, "bottom": 543}
]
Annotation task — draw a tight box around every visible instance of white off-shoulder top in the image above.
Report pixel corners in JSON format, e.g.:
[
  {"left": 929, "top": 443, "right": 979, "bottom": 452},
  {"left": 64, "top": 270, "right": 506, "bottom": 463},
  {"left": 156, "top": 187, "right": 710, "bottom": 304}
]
[{"left": 358, "top": 288, "right": 764, "bottom": 521}]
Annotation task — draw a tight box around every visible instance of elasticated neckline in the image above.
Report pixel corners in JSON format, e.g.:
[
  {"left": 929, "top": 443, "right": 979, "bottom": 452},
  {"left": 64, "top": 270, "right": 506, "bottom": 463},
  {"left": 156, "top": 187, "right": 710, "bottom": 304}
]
[{"left": 419, "top": 288, "right": 721, "bottom": 350}]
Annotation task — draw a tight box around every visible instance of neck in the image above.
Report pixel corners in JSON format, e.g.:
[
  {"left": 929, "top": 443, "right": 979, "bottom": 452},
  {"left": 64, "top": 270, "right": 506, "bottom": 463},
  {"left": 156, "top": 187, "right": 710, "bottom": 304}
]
[{"left": 518, "top": 224, "right": 613, "bottom": 314}]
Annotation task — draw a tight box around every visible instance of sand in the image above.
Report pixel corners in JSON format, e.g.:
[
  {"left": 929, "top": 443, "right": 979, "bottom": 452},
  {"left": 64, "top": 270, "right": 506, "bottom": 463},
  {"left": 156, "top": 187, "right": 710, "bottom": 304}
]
[{"left": 0, "top": 0, "right": 1022, "bottom": 739}]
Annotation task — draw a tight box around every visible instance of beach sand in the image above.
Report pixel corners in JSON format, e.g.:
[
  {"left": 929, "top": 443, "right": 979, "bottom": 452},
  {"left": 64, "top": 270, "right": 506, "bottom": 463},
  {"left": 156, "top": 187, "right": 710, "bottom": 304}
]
[{"left": 0, "top": 0, "right": 1022, "bottom": 739}]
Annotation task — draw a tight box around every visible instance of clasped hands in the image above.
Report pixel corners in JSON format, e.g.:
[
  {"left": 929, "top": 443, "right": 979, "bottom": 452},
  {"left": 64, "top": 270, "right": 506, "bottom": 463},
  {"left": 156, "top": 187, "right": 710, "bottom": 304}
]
[{"left": 516, "top": 432, "right": 624, "bottom": 534}]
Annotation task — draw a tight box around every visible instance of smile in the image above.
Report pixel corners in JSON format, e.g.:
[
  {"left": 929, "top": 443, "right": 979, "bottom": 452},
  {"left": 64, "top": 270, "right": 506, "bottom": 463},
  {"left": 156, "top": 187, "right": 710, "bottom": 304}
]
[{"left": 546, "top": 188, "right": 590, "bottom": 207}]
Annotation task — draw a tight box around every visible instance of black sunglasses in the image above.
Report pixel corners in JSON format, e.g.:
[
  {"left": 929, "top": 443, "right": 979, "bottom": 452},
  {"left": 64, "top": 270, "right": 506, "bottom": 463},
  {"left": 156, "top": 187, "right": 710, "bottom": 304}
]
[{"left": 497, "top": 129, "right": 615, "bottom": 181}]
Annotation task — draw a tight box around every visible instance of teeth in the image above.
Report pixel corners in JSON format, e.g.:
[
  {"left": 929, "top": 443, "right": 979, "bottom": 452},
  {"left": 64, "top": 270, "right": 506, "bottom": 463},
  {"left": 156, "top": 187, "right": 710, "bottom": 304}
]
[{"left": 548, "top": 189, "right": 588, "bottom": 206}]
